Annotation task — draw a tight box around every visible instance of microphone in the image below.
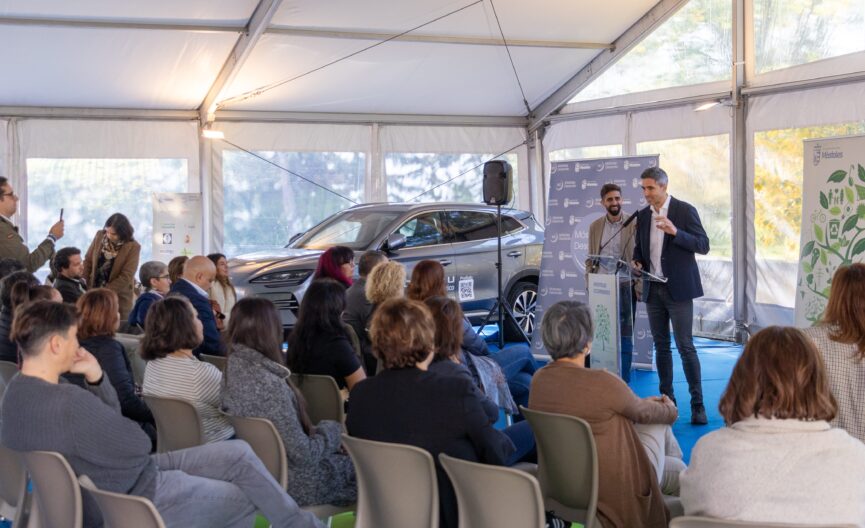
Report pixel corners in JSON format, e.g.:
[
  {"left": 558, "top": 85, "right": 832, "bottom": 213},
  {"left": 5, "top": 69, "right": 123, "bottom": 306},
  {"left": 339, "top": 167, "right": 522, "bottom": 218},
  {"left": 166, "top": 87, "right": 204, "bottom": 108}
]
[{"left": 598, "top": 210, "right": 637, "bottom": 255}]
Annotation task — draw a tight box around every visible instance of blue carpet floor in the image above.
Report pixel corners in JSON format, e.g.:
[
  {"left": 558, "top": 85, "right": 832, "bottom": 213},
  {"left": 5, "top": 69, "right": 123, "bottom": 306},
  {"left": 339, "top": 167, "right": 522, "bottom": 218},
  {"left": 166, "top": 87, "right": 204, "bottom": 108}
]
[{"left": 490, "top": 334, "right": 742, "bottom": 463}]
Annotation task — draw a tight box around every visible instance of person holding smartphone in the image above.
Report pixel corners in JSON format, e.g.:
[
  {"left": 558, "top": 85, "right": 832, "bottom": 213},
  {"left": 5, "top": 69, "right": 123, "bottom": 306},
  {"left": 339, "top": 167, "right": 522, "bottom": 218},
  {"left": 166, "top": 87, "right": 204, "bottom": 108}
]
[{"left": 0, "top": 176, "right": 64, "bottom": 272}]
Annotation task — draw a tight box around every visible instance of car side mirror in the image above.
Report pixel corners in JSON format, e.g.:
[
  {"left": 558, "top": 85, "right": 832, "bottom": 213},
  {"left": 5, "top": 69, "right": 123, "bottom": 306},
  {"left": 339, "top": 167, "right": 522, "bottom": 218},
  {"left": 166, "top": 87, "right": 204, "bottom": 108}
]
[{"left": 384, "top": 233, "right": 406, "bottom": 252}]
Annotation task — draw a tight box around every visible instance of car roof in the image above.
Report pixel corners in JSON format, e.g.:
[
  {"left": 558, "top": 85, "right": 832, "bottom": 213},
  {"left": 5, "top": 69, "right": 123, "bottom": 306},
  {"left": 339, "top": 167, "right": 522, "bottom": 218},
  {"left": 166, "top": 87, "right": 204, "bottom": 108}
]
[{"left": 344, "top": 202, "right": 531, "bottom": 215}]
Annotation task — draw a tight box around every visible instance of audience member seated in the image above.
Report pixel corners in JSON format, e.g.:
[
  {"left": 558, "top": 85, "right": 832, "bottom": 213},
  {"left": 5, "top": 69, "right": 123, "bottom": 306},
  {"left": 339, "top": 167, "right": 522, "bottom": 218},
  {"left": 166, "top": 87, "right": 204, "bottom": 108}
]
[
  {"left": 75, "top": 288, "right": 156, "bottom": 447},
  {"left": 141, "top": 296, "right": 234, "bottom": 443},
  {"left": 365, "top": 259, "right": 405, "bottom": 312},
  {"left": 11, "top": 283, "right": 62, "bottom": 307},
  {"left": 343, "top": 250, "right": 387, "bottom": 375},
  {"left": 346, "top": 297, "right": 515, "bottom": 528},
  {"left": 207, "top": 252, "right": 237, "bottom": 326},
  {"left": 128, "top": 260, "right": 171, "bottom": 330},
  {"left": 222, "top": 297, "right": 357, "bottom": 507},
  {"left": 407, "top": 259, "right": 537, "bottom": 408},
  {"left": 803, "top": 263, "right": 865, "bottom": 443},
  {"left": 83, "top": 213, "right": 141, "bottom": 320},
  {"left": 52, "top": 246, "right": 87, "bottom": 304},
  {"left": 288, "top": 278, "right": 365, "bottom": 390},
  {"left": 169, "top": 255, "right": 223, "bottom": 357},
  {"left": 0, "top": 271, "right": 39, "bottom": 363},
  {"left": 680, "top": 326, "right": 865, "bottom": 525},
  {"left": 530, "top": 300, "right": 684, "bottom": 528},
  {"left": 0, "top": 300, "right": 324, "bottom": 528},
  {"left": 313, "top": 246, "right": 354, "bottom": 288},
  {"left": 424, "top": 295, "right": 536, "bottom": 465},
  {"left": 167, "top": 255, "right": 188, "bottom": 284}
]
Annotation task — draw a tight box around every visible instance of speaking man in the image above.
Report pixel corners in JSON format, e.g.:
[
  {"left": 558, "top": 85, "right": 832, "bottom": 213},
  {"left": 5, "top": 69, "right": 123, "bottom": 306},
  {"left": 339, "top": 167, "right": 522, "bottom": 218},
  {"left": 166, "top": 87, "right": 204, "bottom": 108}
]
[
  {"left": 632, "top": 167, "right": 710, "bottom": 425},
  {"left": 0, "top": 176, "right": 64, "bottom": 272},
  {"left": 586, "top": 183, "right": 638, "bottom": 381}
]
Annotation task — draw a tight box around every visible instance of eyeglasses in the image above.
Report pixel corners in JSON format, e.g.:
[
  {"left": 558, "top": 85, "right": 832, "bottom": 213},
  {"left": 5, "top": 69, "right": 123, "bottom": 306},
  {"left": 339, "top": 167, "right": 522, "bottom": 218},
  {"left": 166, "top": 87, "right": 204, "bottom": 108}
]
[{"left": 158, "top": 274, "right": 170, "bottom": 280}]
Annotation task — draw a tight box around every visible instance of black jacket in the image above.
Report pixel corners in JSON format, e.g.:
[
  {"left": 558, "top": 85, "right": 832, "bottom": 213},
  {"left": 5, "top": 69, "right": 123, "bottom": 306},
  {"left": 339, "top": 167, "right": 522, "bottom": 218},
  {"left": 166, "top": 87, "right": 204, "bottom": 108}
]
[
  {"left": 0, "top": 308, "right": 16, "bottom": 363},
  {"left": 78, "top": 335, "right": 153, "bottom": 427},
  {"left": 53, "top": 275, "right": 87, "bottom": 305},
  {"left": 346, "top": 368, "right": 514, "bottom": 528}
]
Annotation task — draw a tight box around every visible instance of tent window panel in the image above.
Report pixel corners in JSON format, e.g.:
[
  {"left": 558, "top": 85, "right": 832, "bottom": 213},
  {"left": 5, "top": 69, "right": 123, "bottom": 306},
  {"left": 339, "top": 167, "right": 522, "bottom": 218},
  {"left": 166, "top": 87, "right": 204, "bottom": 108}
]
[
  {"left": 753, "top": 122, "right": 865, "bottom": 307},
  {"left": 570, "top": 0, "right": 732, "bottom": 103},
  {"left": 385, "top": 153, "right": 519, "bottom": 205},
  {"left": 754, "top": 0, "right": 865, "bottom": 75},
  {"left": 222, "top": 151, "right": 365, "bottom": 256},
  {"left": 550, "top": 145, "right": 623, "bottom": 161},
  {"left": 26, "top": 158, "right": 187, "bottom": 276}
]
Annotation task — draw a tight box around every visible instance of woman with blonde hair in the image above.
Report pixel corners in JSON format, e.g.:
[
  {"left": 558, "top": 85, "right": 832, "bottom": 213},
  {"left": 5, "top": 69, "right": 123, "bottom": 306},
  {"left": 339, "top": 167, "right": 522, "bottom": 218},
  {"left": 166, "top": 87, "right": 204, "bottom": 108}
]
[
  {"left": 365, "top": 260, "right": 405, "bottom": 305},
  {"left": 804, "top": 263, "right": 865, "bottom": 442},
  {"left": 681, "top": 326, "right": 865, "bottom": 525}
]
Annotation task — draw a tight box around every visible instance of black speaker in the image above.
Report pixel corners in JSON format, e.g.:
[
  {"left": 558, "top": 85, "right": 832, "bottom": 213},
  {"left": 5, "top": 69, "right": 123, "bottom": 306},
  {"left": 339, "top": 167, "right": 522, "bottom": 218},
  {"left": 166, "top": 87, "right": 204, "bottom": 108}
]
[{"left": 482, "top": 160, "right": 513, "bottom": 205}]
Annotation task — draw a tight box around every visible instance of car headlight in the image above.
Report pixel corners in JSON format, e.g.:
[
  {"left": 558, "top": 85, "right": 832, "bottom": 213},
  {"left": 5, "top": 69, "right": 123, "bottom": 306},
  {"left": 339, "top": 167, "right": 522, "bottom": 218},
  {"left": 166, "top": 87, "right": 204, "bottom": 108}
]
[{"left": 250, "top": 270, "right": 313, "bottom": 285}]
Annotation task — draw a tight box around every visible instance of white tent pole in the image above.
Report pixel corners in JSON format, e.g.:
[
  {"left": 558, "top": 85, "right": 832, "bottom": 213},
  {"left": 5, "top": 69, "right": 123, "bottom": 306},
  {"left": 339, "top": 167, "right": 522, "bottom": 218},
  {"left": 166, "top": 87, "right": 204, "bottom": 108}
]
[
  {"left": 199, "top": 0, "right": 283, "bottom": 126},
  {"left": 528, "top": 0, "right": 690, "bottom": 131},
  {"left": 731, "top": 0, "right": 748, "bottom": 342}
]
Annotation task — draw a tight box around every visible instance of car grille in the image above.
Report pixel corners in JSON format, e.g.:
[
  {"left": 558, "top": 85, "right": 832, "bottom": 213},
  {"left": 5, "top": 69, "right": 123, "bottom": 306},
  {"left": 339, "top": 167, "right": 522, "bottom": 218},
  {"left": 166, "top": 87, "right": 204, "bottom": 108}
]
[{"left": 271, "top": 295, "right": 300, "bottom": 315}]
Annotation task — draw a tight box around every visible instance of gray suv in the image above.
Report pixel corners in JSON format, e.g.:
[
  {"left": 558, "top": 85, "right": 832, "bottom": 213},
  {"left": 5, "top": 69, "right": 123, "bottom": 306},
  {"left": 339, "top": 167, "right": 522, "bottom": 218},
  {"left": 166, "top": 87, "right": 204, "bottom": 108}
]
[{"left": 229, "top": 202, "right": 544, "bottom": 339}]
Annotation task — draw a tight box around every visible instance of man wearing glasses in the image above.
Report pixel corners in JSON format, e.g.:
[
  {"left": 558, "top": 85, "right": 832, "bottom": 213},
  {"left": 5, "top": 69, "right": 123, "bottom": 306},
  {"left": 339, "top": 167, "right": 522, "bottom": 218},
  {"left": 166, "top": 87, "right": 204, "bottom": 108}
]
[{"left": 0, "top": 176, "right": 64, "bottom": 272}]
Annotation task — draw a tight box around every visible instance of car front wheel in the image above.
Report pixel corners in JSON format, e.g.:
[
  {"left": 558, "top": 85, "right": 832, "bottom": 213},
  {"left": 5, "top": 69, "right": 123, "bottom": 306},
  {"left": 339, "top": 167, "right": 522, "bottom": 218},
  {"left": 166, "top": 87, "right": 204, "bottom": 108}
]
[{"left": 505, "top": 281, "right": 537, "bottom": 342}]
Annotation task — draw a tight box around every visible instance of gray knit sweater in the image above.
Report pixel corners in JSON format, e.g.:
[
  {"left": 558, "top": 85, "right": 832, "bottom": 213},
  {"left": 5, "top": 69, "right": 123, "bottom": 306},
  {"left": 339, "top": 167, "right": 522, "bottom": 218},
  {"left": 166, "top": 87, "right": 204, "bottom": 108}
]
[
  {"left": 221, "top": 345, "right": 356, "bottom": 506},
  {"left": 0, "top": 373, "right": 157, "bottom": 499}
]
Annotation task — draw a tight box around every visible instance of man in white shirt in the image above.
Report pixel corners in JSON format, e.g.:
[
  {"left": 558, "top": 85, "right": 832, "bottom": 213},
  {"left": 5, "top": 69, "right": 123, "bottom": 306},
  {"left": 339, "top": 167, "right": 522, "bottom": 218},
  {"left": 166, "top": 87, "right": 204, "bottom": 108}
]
[
  {"left": 632, "top": 167, "right": 710, "bottom": 425},
  {"left": 0, "top": 176, "right": 64, "bottom": 272}
]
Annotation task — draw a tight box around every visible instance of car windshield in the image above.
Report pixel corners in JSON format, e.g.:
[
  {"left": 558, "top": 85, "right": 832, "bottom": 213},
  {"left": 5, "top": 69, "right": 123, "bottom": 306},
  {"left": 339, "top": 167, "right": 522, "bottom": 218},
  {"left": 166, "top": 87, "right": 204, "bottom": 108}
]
[{"left": 292, "top": 210, "right": 402, "bottom": 250}]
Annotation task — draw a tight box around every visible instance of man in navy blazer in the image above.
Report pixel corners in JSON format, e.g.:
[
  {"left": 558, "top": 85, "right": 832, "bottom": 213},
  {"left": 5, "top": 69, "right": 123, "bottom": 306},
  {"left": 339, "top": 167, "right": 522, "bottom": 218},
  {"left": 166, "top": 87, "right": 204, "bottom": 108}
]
[
  {"left": 632, "top": 167, "right": 710, "bottom": 425},
  {"left": 169, "top": 255, "right": 223, "bottom": 357}
]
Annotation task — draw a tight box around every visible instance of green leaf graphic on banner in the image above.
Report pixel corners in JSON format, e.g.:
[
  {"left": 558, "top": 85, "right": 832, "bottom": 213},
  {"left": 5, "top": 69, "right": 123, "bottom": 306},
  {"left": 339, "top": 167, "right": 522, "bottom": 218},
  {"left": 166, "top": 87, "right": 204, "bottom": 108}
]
[
  {"left": 853, "top": 238, "right": 865, "bottom": 258},
  {"left": 811, "top": 250, "right": 819, "bottom": 268},
  {"left": 859, "top": 164, "right": 865, "bottom": 183},
  {"left": 801, "top": 240, "right": 815, "bottom": 257},
  {"left": 803, "top": 261, "right": 812, "bottom": 273},
  {"left": 857, "top": 185, "right": 865, "bottom": 199},
  {"left": 846, "top": 187, "right": 855, "bottom": 204},
  {"left": 844, "top": 215, "right": 858, "bottom": 233},
  {"left": 859, "top": 204, "right": 865, "bottom": 219},
  {"left": 819, "top": 191, "right": 829, "bottom": 209},
  {"left": 830, "top": 206, "right": 842, "bottom": 216},
  {"left": 820, "top": 249, "right": 828, "bottom": 265},
  {"left": 807, "top": 273, "right": 814, "bottom": 284},
  {"left": 822, "top": 286, "right": 831, "bottom": 297},
  {"left": 814, "top": 224, "right": 824, "bottom": 243},
  {"left": 828, "top": 170, "right": 847, "bottom": 183},
  {"left": 831, "top": 241, "right": 842, "bottom": 251}
]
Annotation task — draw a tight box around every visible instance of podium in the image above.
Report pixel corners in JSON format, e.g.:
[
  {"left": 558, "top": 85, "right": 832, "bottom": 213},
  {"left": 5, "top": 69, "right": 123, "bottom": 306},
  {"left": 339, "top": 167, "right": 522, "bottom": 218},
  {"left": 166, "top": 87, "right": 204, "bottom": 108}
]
[{"left": 585, "top": 255, "right": 666, "bottom": 379}]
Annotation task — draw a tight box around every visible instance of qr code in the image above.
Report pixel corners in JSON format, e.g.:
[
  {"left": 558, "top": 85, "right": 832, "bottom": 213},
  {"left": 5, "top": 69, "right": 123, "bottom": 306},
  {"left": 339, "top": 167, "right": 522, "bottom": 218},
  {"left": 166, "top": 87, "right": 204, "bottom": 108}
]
[{"left": 458, "top": 277, "right": 474, "bottom": 301}]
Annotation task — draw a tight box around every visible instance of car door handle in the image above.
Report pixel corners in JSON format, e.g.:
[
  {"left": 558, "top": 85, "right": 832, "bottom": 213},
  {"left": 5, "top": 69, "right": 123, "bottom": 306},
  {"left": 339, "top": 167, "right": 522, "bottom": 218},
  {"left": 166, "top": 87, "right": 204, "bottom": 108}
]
[
  {"left": 506, "top": 251, "right": 522, "bottom": 258},
  {"left": 438, "top": 259, "right": 453, "bottom": 266}
]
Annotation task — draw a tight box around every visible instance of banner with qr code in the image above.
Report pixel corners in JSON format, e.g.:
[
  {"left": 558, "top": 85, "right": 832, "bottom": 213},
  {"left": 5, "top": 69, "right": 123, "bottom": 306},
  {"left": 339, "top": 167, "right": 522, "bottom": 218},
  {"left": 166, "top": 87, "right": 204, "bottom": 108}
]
[
  {"left": 153, "top": 193, "right": 202, "bottom": 262},
  {"left": 532, "top": 156, "right": 657, "bottom": 368}
]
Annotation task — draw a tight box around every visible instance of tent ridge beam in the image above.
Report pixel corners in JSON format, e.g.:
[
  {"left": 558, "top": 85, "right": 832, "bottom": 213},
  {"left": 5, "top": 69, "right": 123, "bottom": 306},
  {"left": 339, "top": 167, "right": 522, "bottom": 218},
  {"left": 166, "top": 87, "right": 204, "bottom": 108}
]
[
  {"left": 199, "top": 0, "right": 283, "bottom": 126},
  {"left": 0, "top": 16, "right": 242, "bottom": 33},
  {"left": 266, "top": 26, "right": 613, "bottom": 50},
  {"left": 528, "top": 0, "right": 690, "bottom": 131},
  {"left": 217, "top": 110, "right": 528, "bottom": 127}
]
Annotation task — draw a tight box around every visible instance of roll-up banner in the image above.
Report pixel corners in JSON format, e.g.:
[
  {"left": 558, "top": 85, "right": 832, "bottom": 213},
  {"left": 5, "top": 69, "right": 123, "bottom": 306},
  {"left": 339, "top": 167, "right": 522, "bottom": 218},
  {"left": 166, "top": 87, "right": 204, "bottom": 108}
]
[
  {"left": 152, "top": 193, "right": 203, "bottom": 263},
  {"left": 532, "top": 155, "right": 658, "bottom": 368},
  {"left": 796, "top": 134, "right": 865, "bottom": 326}
]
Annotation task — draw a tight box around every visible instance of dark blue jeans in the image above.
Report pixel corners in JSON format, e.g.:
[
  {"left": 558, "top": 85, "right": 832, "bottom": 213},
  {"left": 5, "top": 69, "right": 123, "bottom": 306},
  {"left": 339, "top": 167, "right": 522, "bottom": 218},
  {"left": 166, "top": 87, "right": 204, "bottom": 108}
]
[
  {"left": 501, "top": 420, "right": 537, "bottom": 465},
  {"left": 490, "top": 345, "right": 537, "bottom": 409},
  {"left": 619, "top": 279, "right": 636, "bottom": 383},
  {"left": 645, "top": 283, "right": 703, "bottom": 408}
]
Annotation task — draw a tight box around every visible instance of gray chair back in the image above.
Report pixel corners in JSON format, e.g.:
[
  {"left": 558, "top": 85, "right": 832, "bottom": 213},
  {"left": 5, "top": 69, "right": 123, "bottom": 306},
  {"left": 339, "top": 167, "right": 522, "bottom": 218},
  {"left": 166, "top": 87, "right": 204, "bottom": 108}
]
[
  {"left": 227, "top": 415, "right": 288, "bottom": 488},
  {"left": 20, "top": 450, "right": 82, "bottom": 528},
  {"left": 342, "top": 434, "right": 438, "bottom": 528},
  {"left": 521, "top": 406, "right": 599, "bottom": 527},
  {"left": 0, "top": 360, "right": 18, "bottom": 392},
  {"left": 290, "top": 373, "right": 344, "bottom": 424},
  {"left": 143, "top": 395, "right": 205, "bottom": 453},
  {"left": 670, "top": 517, "right": 857, "bottom": 528},
  {"left": 115, "top": 333, "right": 145, "bottom": 386},
  {"left": 439, "top": 453, "right": 545, "bottom": 528},
  {"left": 200, "top": 354, "right": 226, "bottom": 373},
  {"left": 0, "top": 445, "right": 31, "bottom": 528},
  {"left": 78, "top": 475, "right": 165, "bottom": 528}
]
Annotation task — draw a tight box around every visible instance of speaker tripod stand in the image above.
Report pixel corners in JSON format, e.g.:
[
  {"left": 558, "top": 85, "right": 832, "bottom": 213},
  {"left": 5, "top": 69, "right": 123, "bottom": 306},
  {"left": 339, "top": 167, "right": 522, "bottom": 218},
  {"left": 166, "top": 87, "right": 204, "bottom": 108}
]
[{"left": 478, "top": 202, "right": 531, "bottom": 348}]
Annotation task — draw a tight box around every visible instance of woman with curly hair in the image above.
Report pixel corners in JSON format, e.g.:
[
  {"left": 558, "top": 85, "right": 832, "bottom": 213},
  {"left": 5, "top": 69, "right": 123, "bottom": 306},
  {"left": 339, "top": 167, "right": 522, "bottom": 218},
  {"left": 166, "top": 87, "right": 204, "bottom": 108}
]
[
  {"left": 83, "top": 213, "right": 140, "bottom": 320},
  {"left": 313, "top": 246, "right": 354, "bottom": 288}
]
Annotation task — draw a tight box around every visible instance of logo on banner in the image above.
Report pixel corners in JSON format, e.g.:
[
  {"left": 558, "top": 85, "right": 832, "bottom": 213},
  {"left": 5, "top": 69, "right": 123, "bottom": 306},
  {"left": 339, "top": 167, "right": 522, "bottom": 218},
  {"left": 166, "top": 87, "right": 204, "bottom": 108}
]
[
  {"left": 632, "top": 178, "right": 641, "bottom": 188},
  {"left": 812, "top": 143, "right": 844, "bottom": 167},
  {"left": 550, "top": 233, "right": 558, "bottom": 243},
  {"left": 595, "top": 162, "right": 605, "bottom": 172},
  {"left": 585, "top": 199, "right": 594, "bottom": 208},
  {"left": 581, "top": 180, "right": 598, "bottom": 190},
  {"left": 540, "top": 287, "right": 549, "bottom": 297},
  {"left": 813, "top": 144, "right": 822, "bottom": 166},
  {"left": 555, "top": 180, "right": 564, "bottom": 191}
]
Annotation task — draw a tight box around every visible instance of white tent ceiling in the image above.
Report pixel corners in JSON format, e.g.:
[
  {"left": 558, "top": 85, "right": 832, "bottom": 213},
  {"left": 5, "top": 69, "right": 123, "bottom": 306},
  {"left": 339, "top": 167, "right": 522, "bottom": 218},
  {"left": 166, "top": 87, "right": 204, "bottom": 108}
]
[{"left": 0, "top": 0, "right": 658, "bottom": 117}]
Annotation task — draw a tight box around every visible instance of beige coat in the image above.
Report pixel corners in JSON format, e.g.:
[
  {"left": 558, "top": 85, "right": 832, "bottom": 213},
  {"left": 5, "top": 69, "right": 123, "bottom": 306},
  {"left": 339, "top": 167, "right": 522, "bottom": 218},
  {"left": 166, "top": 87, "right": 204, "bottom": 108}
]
[
  {"left": 83, "top": 230, "right": 140, "bottom": 319},
  {"left": 0, "top": 216, "right": 54, "bottom": 272}
]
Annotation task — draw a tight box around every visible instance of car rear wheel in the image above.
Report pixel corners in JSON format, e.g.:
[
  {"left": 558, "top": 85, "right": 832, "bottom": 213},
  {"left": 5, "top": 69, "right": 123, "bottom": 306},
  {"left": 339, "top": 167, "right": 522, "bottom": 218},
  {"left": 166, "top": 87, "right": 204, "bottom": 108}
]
[{"left": 505, "top": 281, "right": 537, "bottom": 342}]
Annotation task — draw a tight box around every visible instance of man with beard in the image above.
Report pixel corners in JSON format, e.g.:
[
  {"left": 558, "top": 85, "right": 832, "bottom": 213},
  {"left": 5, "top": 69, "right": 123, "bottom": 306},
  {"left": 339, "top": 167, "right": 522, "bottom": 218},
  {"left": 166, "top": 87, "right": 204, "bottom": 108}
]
[{"left": 586, "top": 183, "right": 638, "bottom": 381}]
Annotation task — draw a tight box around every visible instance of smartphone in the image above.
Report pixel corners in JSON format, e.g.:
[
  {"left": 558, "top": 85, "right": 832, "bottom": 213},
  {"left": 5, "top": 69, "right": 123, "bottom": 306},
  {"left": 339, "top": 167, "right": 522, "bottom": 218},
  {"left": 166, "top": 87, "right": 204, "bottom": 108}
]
[{"left": 60, "top": 208, "right": 64, "bottom": 221}]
